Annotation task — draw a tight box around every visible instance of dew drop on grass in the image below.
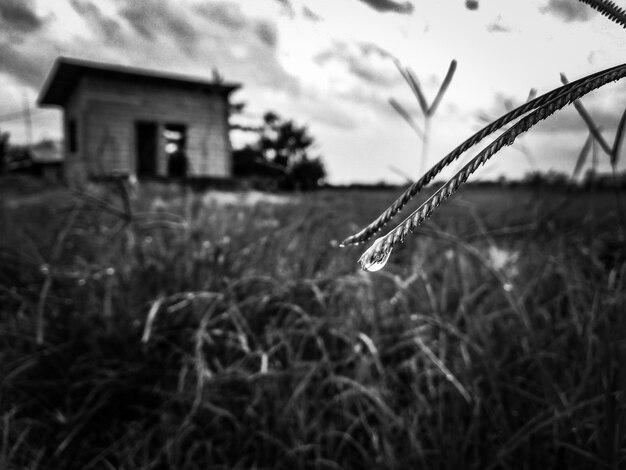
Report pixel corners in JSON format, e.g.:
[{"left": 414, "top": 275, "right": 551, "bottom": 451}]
[{"left": 359, "top": 242, "right": 392, "bottom": 272}]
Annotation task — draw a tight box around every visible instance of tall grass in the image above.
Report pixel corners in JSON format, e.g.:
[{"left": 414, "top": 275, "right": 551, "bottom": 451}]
[{"left": 1, "top": 178, "right": 625, "bottom": 469}]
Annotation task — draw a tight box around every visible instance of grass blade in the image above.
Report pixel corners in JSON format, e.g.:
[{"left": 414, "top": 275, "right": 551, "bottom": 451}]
[
  {"left": 394, "top": 60, "right": 429, "bottom": 115},
  {"left": 405, "top": 69, "right": 430, "bottom": 115},
  {"left": 414, "top": 336, "right": 472, "bottom": 403},
  {"left": 427, "top": 60, "right": 457, "bottom": 117},
  {"left": 611, "top": 106, "right": 626, "bottom": 167},
  {"left": 573, "top": 132, "right": 593, "bottom": 179}
]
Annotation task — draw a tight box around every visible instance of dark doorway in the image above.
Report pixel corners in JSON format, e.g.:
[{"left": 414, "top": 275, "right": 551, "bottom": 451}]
[{"left": 135, "top": 121, "right": 158, "bottom": 177}]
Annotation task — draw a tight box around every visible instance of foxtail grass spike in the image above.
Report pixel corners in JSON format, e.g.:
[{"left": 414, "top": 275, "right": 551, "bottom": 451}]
[
  {"left": 577, "top": 0, "right": 626, "bottom": 28},
  {"left": 357, "top": 63, "right": 626, "bottom": 269},
  {"left": 428, "top": 60, "right": 457, "bottom": 117},
  {"left": 406, "top": 69, "right": 428, "bottom": 115},
  {"left": 339, "top": 63, "right": 626, "bottom": 247},
  {"left": 393, "top": 59, "right": 428, "bottom": 114}
]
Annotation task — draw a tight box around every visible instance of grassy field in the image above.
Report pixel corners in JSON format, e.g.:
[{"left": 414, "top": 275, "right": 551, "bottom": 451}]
[{"left": 1, "top": 176, "right": 625, "bottom": 469}]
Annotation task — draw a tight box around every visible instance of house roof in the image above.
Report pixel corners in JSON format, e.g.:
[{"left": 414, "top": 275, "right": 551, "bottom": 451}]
[{"left": 38, "top": 56, "right": 241, "bottom": 107}]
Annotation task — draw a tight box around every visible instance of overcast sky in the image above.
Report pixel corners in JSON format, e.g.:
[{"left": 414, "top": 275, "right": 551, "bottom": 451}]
[{"left": 1, "top": 0, "right": 625, "bottom": 183}]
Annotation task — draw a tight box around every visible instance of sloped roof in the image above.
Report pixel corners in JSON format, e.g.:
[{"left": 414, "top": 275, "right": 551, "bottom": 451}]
[{"left": 38, "top": 57, "right": 240, "bottom": 107}]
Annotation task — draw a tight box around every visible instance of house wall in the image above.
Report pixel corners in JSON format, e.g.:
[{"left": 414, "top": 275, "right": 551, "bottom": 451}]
[{"left": 64, "top": 75, "right": 232, "bottom": 182}]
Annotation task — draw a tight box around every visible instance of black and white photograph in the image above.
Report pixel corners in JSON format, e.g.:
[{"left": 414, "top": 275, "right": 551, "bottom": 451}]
[{"left": 1, "top": 0, "right": 625, "bottom": 468}]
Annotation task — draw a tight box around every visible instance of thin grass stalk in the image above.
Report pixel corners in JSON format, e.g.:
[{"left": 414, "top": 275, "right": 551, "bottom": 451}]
[
  {"left": 421, "top": 117, "right": 431, "bottom": 176},
  {"left": 414, "top": 336, "right": 472, "bottom": 403},
  {"left": 393, "top": 60, "right": 456, "bottom": 177},
  {"left": 340, "top": 62, "right": 626, "bottom": 247},
  {"left": 611, "top": 107, "right": 626, "bottom": 166},
  {"left": 487, "top": 395, "right": 606, "bottom": 470},
  {"left": 35, "top": 204, "right": 82, "bottom": 345},
  {"left": 573, "top": 132, "right": 593, "bottom": 179},
  {"left": 564, "top": 71, "right": 626, "bottom": 238},
  {"left": 357, "top": 63, "right": 626, "bottom": 269},
  {"left": 560, "top": 73, "right": 612, "bottom": 155},
  {"left": 388, "top": 98, "right": 424, "bottom": 138},
  {"left": 35, "top": 267, "right": 52, "bottom": 345}
]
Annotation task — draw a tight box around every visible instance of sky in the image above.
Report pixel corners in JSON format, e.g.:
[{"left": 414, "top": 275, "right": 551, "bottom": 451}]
[{"left": 0, "top": 0, "right": 625, "bottom": 184}]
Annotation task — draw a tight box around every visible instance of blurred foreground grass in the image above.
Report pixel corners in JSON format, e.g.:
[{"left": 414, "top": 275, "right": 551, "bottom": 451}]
[{"left": 1, "top": 176, "right": 625, "bottom": 469}]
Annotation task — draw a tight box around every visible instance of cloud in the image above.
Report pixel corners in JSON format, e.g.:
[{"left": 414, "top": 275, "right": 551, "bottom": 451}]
[
  {"left": 540, "top": 0, "right": 594, "bottom": 23},
  {"left": 0, "top": 42, "right": 51, "bottom": 89},
  {"left": 302, "top": 6, "right": 322, "bottom": 22},
  {"left": 314, "top": 41, "right": 399, "bottom": 87},
  {"left": 274, "top": 0, "right": 295, "bottom": 17},
  {"left": 0, "top": 0, "right": 299, "bottom": 100},
  {"left": 255, "top": 20, "right": 278, "bottom": 48},
  {"left": 357, "top": 0, "right": 414, "bottom": 15},
  {"left": 0, "top": 0, "right": 43, "bottom": 33},
  {"left": 194, "top": 2, "right": 247, "bottom": 30},
  {"left": 69, "top": 0, "right": 123, "bottom": 45},
  {"left": 118, "top": 0, "right": 198, "bottom": 49},
  {"left": 487, "top": 16, "right": 510, "bottom": 33},
  {"left": 194, "top": 2, "right": 279, "bottom": 49}
]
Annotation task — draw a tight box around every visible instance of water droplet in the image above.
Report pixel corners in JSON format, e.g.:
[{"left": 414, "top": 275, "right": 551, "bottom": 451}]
[{"left": 359, "top": 240, "right": 392, "bottom": 272}]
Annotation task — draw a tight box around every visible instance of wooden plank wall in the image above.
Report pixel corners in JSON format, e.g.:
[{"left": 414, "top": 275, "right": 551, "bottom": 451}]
[{"left": 65, "top": 75, "right": 232, "bottom": 181}]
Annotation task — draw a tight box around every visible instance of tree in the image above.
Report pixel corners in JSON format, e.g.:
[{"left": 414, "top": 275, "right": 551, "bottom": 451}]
[
  {"left": 259, "top": 112, "right": 314, "bottom": 168},
  {"left": 232, "top": 111, "right": 326, "bottom": 190}
]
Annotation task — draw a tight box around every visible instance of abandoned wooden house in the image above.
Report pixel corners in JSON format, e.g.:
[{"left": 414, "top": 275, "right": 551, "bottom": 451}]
[{"left": 38, "top": 57, "right": 240, "bottom": 183}]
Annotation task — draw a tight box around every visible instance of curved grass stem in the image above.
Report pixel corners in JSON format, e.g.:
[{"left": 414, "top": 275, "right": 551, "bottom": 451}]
[
  {"left": 357, "top": 63, "right": 626, "bottom": 270},
  {"left": 340, "top": 63, "right": 626, "bottom": 248}
]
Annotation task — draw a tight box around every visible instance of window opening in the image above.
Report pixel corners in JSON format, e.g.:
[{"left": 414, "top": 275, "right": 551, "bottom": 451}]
[{"left": 164, "top": 123, "right": 188, "bottom": 177}]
